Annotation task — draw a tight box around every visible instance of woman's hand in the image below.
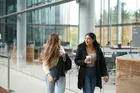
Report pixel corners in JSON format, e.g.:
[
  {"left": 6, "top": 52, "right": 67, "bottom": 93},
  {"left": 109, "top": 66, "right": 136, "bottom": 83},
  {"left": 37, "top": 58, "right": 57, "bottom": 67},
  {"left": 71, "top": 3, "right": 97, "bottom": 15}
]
[
  {"left": 47, "top": 73, "right": 54, "bottom": 83},
  {"left": 84, "top": 57, "right": 91, "bottom": 63},
  {"left": 60, "top": 52, "right": 66, "bottom": 61},
  {"left": 103, "top": 76, "right": 109, "bottom": 83}
]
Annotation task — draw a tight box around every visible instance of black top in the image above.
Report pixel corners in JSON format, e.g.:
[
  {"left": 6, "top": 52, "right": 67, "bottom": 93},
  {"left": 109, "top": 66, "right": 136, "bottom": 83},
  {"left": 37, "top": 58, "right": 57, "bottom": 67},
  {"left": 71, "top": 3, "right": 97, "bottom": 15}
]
[{"left": 74, "top": 42, "right": 108, "bottom": 89}]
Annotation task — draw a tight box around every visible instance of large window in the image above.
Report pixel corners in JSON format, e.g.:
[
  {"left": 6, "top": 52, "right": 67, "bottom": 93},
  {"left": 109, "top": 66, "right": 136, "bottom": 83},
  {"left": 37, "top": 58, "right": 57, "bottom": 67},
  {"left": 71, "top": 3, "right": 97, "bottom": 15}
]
[
  {"left": 26, "top": 1, "right": 79, "bottom": 49},
  {"left": 97, "top": 0, "right": 140, "bottom": 46}
]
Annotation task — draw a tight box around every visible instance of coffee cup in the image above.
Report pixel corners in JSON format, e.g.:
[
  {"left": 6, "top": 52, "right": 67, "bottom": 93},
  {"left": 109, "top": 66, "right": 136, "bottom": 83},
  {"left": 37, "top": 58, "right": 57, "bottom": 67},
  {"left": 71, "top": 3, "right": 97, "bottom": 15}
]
[{"left": 86, "top": 56, "right": 91, "bottom": 63}]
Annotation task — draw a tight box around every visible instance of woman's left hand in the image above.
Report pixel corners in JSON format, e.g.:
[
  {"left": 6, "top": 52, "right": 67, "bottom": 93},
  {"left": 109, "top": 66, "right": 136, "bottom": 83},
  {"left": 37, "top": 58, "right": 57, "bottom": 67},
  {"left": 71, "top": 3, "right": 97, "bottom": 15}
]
[
  {"left": 103, "top": 76, "right": 109, "bottom": 83},
  {"left": 60, "top": 52, "right": 66, "bottom": 61}
]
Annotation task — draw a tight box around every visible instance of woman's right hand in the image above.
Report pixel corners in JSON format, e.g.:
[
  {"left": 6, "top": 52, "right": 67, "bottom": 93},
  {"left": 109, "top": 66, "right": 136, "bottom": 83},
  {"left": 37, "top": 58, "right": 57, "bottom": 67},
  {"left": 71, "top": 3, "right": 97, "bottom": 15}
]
[
  {"left": 47, "top": 73, "right": 54, "bottom": 83},
  {"left": 84, "top": 58, "right": 91, "bottom": 63}
]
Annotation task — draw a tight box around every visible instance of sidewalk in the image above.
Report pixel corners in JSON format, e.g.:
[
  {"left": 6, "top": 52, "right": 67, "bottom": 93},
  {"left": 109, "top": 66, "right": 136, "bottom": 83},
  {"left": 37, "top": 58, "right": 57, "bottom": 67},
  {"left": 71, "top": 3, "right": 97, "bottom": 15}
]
[
  {"left": 0, "top": 64, "right": 116, "bottom": 93},
  {"left": 0, "top": 65, "right": 77, "bottom": 93},
  {"left": 0, "top": 57, "right": 116, "bottom": 93}
]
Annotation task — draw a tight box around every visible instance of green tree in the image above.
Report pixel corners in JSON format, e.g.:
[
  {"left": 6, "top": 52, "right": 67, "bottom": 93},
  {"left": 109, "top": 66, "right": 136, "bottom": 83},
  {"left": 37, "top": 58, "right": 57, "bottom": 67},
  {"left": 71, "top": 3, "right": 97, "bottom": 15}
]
[
  {"left": 121, "top": 2, "right": 132, "bottom": 23},
  {"left": 97, "top": 2, "right": 132, "bottom": 45},
  {"left": 133, "top": 10, "right": 140, "bottom": 22},
  {"left": 98, "top": 2, "right": 132, "bottom": 24}
]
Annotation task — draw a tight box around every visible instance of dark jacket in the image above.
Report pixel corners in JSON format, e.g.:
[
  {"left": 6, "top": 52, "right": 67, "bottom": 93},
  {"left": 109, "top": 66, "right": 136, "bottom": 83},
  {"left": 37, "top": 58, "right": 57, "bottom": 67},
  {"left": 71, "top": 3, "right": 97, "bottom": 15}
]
[
  {"left": 74, "top": 42, "right": 108, "bottom": 89},
  {"left": 55, "top": 53, "right": 72, "bottom": 81}
]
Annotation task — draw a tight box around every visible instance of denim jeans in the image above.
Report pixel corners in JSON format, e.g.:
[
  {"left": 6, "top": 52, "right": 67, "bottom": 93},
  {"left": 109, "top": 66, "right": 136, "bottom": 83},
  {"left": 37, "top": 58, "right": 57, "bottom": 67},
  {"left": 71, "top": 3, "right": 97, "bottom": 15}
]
[
  {"left": 83, "top": 66, "right": 96, "bottom": 93},
  {"left": 45, "top": 66, "right": 66, "bottom": 93}
]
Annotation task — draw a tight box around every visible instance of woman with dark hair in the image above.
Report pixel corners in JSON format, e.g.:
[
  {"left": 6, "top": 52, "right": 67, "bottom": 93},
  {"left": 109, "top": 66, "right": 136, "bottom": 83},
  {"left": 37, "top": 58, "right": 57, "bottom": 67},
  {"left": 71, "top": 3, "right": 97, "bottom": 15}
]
[
  {"left": 40, "top": 34, "right": 66, "bottom": 93},
  {"left": 74, "top": 32, "right": 109, "bottom": 93}
]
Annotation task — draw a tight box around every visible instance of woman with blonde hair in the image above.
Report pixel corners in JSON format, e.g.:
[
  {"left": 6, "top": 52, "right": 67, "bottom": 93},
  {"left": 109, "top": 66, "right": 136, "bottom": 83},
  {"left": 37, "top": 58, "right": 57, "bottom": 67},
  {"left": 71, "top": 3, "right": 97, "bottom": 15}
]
[{"left": 40, "top": 34, "right": 66, "bottom": 93}]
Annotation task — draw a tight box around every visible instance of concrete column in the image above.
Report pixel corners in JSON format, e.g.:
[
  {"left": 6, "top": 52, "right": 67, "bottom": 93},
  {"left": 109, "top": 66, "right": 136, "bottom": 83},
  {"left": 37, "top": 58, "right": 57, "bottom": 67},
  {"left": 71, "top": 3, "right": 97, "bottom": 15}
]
[
  {"left": 17, "top": 0, "right": 26, "bottom": 69},
  {"left": 78, "top": 0, "right": 95, "bottom": 43},
  {"left": 116, "top": 0, "right": 122, "bottom": 44}
]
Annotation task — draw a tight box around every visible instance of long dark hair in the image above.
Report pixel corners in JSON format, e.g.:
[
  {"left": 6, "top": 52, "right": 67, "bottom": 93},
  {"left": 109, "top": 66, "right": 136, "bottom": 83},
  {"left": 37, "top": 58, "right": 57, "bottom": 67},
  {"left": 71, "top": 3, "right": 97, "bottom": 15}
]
[{"left": 85, "top": 32, "right": 100, "bottom": 47}]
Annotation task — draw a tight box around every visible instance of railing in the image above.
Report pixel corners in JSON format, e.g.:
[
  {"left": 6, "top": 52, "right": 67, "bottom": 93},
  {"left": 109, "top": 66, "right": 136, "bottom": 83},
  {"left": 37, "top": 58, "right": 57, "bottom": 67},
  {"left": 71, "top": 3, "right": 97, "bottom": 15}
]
[
  {"left": 0, "top": 47, "right": 119, "bottom": 93},
  {"left": 0, "top": 54, "right": 13, "bottom": 92}
]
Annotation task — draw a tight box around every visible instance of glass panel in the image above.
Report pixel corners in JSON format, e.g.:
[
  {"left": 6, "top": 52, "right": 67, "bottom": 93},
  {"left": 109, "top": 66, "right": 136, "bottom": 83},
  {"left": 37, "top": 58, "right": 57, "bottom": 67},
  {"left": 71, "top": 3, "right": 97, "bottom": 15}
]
[
  {"left": 135, "top": 0, "right": 140, "bottom": 22},
  {"left": 121, "top": 0, "right": 136, "bottom": 23},
  {"left": 69, "top": 27, "right": 78, "bottom": 46},
  {"left": 1, "top": 0, "right": 79, "bottom": 93},
  {"left": 6, "top": 0, "right": 17, "bottom": 14},
  {"left": 0, "top": 0, "right": 6, "bottom": 16},
  {"left": 95, "top": 27, "right": 101, "bottom": 43},
  {"left": 111, "top": 26, "right": 117, "bottom": 45},
  {"left": 27, "top": 0, "right": 32, "bottom": 8},
  {"left": 110, "top": 0, "right": 117, "bottom": 24},
  {"left": 95, "top": 27, "right": 110, "bottom": 46},
  {"left": 0, "top": 18, "right": 12, "bottom": 91},
  {"left": 0, "top": 18, "right": 8, "bottom": 56},
  {"left": 55, "top": 1, "right": 78, "bottom": 25},
  {"left": 121, "top": 26, "right": 132, "bottom": 45},
  {"left": 102, "top": 0, "right": 108, "bottom": 25},
  {"left": 95, "top": 0, "right": 101, "bottom": 25}
]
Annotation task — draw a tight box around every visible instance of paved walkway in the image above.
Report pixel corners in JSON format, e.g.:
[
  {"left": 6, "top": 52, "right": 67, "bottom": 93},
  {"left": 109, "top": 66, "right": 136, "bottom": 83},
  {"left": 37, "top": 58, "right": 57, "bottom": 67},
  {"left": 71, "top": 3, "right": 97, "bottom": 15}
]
[
  {"left": 0, "top": 57, "right": 116, "bottom": 93},
  {"left": 0, "top": 65, "right": 78, "bottom": 93}
]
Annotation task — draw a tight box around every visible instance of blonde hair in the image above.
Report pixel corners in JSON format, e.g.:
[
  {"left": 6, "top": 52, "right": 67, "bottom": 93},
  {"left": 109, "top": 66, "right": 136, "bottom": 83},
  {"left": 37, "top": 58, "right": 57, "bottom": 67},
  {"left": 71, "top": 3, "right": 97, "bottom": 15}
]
[{"left": 40, "top": 34, "right": 60, "bottom": 66}]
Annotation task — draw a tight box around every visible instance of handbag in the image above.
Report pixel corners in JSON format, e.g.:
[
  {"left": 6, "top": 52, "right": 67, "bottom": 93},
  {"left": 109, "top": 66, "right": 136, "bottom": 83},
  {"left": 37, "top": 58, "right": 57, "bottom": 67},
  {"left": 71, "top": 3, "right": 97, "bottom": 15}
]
[
  {"left": 64, "top": 53, "right": 72, "bottom": 71},
  {"left": 55, "top": 54, "right": 72, "bottom": 81}
]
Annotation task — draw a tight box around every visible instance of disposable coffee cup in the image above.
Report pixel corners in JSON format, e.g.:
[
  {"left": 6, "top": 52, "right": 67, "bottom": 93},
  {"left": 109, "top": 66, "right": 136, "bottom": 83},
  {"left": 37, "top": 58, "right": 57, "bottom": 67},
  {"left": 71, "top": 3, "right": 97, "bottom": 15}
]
[{"left": 86, "top": 56, "right": 91, "bottom": 63}]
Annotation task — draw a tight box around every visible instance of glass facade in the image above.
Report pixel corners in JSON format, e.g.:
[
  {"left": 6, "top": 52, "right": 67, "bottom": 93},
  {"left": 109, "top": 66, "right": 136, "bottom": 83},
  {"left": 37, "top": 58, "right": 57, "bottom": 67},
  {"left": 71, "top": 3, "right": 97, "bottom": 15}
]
[
  {"left": 97, "top": 0, "right": 140, "bottom": 46},
  {"left": 0, "top": 0, "right": 140, "bottom": 93},
  {"left": 26, "top": 2, "right": 79, "bottom": 49}
]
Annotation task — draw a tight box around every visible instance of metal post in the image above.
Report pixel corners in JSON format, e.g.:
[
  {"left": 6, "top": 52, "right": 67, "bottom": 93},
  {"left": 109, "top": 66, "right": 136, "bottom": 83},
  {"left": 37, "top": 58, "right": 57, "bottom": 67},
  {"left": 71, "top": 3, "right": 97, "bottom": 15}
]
[
  {"left": 0, "top": 54, "right": 14, "bottom": 92},
  {"left": 116, "top": 0, "right": 122, "bottom": 45},
  {"left": 108, "top": 0, "right": 111, "bottom": 43},
  {"left": 7, "top": 53, "right": 10, "bottom": 92},
  {"left": 7, "top": 52, "right": 14, "bottom": 92},
  {"left": 69, "top": 71, "right": 70, "bottom": 89}
]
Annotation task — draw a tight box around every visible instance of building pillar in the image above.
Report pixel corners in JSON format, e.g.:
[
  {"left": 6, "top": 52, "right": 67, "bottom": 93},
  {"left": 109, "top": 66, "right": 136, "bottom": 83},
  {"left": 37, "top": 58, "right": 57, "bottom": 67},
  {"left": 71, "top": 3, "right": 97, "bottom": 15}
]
[
  {"left": 78, "top": 0, "right": 95, "bottom": 43},
  {"left": 17, "top": 0, "right": 26, "bottom": 69},
  {"left": 116, "top": 0, "right": 122, "bottom": 44}
]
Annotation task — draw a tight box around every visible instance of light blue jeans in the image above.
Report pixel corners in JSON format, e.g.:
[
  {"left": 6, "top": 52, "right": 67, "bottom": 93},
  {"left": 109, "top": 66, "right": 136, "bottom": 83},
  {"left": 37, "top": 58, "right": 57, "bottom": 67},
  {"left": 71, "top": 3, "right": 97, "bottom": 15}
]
[
  {"left": 45, "top": 66, "right": 66, "bottom": 93},
  {"left": 83, "top": 66, "right": 96, "bottom": 93}
]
